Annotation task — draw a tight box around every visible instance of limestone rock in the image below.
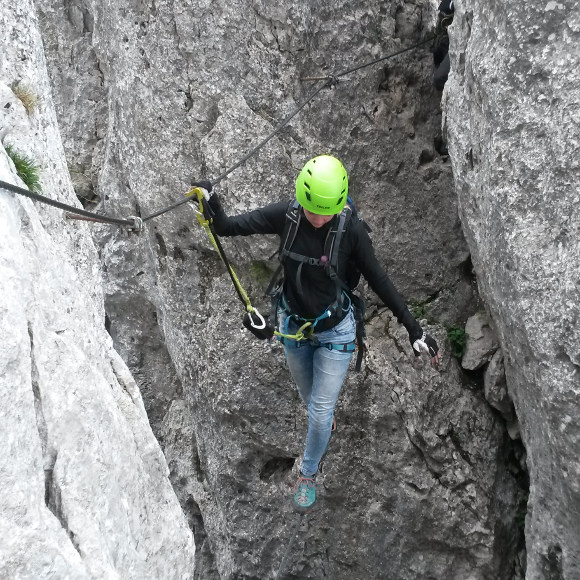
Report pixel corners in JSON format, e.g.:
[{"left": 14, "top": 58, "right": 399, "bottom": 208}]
[
  {"left": 484, "top": 349, "right": 509, "bottom": 414},
  {"left": 34, "top": 0, "right": 528, "bottom": 577},
  {"left": 0, "top": 4, "right": 194, "bottom": 578},
  {"left": 461, "top": 311, "right": 498, "bottom": 371},
  {"left": 444, "top": 0, "right": 580, "bottom": 576},
  {"left": 484, "top": 349, "right": 520, "bottom": 440}
]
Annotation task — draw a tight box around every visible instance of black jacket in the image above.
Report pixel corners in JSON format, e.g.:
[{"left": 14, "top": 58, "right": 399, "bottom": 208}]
[{"left": 211, "top": 199, "right": 421, "bottom": 337}]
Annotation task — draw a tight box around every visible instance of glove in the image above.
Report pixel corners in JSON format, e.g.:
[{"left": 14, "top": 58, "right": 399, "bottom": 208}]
[
  {"left": 191, "top": 180, "right": 213, "bottom": 194},
  {"left": 243, "top": 312, "right": 275, "bottom": 340},
  {"left": 191, "top": 181, "right": 221, "bottom": 218},
  {"left": 409, "top": 330, "right": 439, "bottom": 358},
  {"left": 206, "top": 191, "right": 222, "bottom": 215}
]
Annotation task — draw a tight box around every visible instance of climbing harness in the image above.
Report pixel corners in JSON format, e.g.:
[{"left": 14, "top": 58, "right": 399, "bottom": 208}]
[
  {"left": 186, "top": 187, "right": 272, "bottom": 338},
  {"left": 266, "top": 200, "right": 367, "bottom": 370},
  {"left": 276, "top": 296, "right": 355, "bottom": 350}
]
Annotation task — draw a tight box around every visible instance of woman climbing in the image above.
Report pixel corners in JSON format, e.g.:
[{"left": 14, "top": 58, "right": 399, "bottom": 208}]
[{"left": 199, "top": 154, "right": 440, "bottom": 511}]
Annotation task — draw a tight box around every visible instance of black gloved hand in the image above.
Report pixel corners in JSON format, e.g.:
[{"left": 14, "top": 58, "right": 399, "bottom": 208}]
[
  {"left": 191, "top": 180, "right": 213, "bottom": 193},
  {"left": 206, "top": 191, "right": 222, "bottom": 215},
  {"left": 409, "top": 329, "right": 439, "bottom": 359},
  {"left": 243, "top": 312, "right": 275, "bottom": 340},
  {"left": 190, "top": 181, "right": 221, "bottom": 218}
]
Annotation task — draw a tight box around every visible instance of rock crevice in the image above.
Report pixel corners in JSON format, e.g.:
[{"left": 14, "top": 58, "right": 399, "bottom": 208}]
[{"left": 5, "top": 0, "right": 575, "bottom": 578}]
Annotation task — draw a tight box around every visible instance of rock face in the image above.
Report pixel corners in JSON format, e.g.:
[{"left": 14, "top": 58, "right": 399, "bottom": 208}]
[
  {"left": 462, "top": 311, "right": 498, "bottom": 371},
  {"left": 0, "top": 4, "right": 194, "bottom": 579},
  {"left": 29, "top": 0, "right": 533, "bottom": 578},
  {"left": 444, "top": 1, "right": 580, "bottom": 578}
]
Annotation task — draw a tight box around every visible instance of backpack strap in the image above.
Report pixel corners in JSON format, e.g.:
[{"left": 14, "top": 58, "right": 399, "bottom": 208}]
[
  {"left": 268, "top": 203, "right": 353, "bottom": 304},
  {"left": 326, "top": 206, "right": 350, "bottom": 274},
  {"left": 280, "top": 200, "right": 301, "bottom": 259},
  {"left": 264, "top": 200, "right": 301, "bottom": 298},
  {"left": 323, "top": 207, "right": 367, "bottom": 371},
  {"left": 325, "top": 207, "right": 352, "bottom": 304}
]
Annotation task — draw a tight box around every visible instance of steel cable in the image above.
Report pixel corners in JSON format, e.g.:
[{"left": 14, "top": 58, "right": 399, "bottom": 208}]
[
  {"left": 142, "top": 36, "right": 433, "bottom": 223},
  {"left": 141, "top": 80, "right": 331, "bottom": 223},
  {"left": 0, "top": 179, "right": 136, "bottom": 226},
  {"left": 1, "top": 37, "right": 432, "bottom": 228}
]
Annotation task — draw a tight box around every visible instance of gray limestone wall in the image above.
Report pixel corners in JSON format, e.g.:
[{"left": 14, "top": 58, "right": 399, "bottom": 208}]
[
  {"left": 9, "top": 0, "right": 576, "bottom": 578},
  {"left": 0, "top": 2, "right": 195, "bottom": 579},
  {"left": 444, "top": 1, "right": 580, "bottom": 578}
]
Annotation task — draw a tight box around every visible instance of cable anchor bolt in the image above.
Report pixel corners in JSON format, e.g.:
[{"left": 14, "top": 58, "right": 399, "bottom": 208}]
[{"left": 126, "top": 215, "right": 144, "bottom": 233}]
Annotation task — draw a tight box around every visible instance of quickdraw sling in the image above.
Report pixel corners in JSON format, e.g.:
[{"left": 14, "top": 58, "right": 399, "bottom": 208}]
[{"left": 187, "top": 187, "right": 273, "bottom": 339}]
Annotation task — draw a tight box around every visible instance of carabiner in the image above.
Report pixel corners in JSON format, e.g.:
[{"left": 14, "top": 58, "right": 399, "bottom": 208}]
[{"left": 247, "top": 308, "right": 266, "bottom": 330}]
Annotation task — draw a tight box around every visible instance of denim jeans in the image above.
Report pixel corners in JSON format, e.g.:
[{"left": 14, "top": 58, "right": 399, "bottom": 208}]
[{"left": 281, "top": 309, "right": 356, "bottom": 477}]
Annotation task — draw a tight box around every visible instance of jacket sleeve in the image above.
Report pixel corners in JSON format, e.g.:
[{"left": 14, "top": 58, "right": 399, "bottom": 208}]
[
  {"left": 351, "top": 222, "right": 422, "bottom": 337},
  {"left": 210, "top": 197, "right": 288, "bottom": 237}
]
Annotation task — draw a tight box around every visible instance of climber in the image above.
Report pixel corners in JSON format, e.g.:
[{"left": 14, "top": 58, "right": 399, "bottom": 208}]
[
  {"left": 197, "top": 155, "right": 440, "bottom": 512},
  {"left": 433, "top": 0, "right": 455, "bottom": 90}
]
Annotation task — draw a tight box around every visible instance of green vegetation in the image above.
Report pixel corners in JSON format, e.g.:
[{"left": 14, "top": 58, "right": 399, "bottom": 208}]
[
  {"left": 12, "top": 83, "right": 39, "bottom": 115},
  {"left": 411, "top": 300, "right": 435, "bottom": 325},
  {"left": 411, "top": 302, "right": 426, "bottom": 319},
  {"left": 249, "top": 261, "right": 274, "bottom": 284},
  {"left": 5, "top": 144, "right": 42, "bottom": 193},
  {"left": 445, "top": 324, "right": 467, "bottom": 359}
]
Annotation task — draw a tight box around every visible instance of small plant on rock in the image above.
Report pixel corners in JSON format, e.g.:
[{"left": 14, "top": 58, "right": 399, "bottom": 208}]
[
  {"left": 12, "top": 83, "right": 39, "bottom": 115},
  {"left": 411, "top": 302, "right": 426, "bottom": 319},
  {"left": 411, "top": 300, "right": 436, "bottom": 324},
  {"left": 5, "top": 144, "right": 42, "bottom": 193},
  {"left": 445, "top": 324, "right": 467, "bottom": 359}
]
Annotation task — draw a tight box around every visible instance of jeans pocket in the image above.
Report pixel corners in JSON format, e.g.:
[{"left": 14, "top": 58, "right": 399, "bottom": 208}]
[{"left": 318, "top": 309, "right": 356, "bottom": 344}]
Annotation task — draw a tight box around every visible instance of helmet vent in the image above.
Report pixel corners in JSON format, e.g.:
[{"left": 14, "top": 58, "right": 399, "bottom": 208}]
[
  {"left": 305, "top": 192, "right": 312, "bottom": 201},
  {"left": 307, "top": 169, "right": 313, "bottom": 176},
  {"left": 304, "top": 181, "right": 310, "bottom": 190},
  {"left": 337, "top": 196, "right": 344, "bottom": 205}
]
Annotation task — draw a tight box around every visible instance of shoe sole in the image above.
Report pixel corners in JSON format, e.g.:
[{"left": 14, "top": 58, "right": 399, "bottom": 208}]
[{"left": 293, "top": 501, "right": 315, "bottom": 514}]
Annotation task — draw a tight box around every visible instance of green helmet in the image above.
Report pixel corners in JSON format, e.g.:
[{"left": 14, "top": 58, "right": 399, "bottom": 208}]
[{"left": 295, "top": 155, "right": 348, "bottom": 215}]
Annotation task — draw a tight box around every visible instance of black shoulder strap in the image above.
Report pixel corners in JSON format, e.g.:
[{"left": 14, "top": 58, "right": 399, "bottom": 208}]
[
  {"left": 279, "top": 200, "right": 301, "bottom": 259},
  {"left": 266, "top": 202, "right": 354, "bottom": 299},
  {"left": 329, "top": 206, "right": 351, "bottom": 272},
  {"left": 323, "top": 206, "right": 351, "bottom": 287},
  {"left": 265, "top": 201, "right": 300, "bottom": 297}
]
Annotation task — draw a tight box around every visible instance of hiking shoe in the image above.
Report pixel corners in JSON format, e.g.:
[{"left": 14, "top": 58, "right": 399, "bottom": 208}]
[{"left": 293, "top": 474, "right": 316, "bottom": 512}]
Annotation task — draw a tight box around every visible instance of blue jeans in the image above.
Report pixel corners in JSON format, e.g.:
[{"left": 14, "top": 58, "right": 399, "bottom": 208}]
[{"left": 281, "top": 309, "right": 356, "bottom": 477}]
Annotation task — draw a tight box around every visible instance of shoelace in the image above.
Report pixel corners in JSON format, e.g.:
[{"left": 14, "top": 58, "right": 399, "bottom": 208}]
[{"left": 295, "top": 476, "right": 315, "bottom": 505}]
